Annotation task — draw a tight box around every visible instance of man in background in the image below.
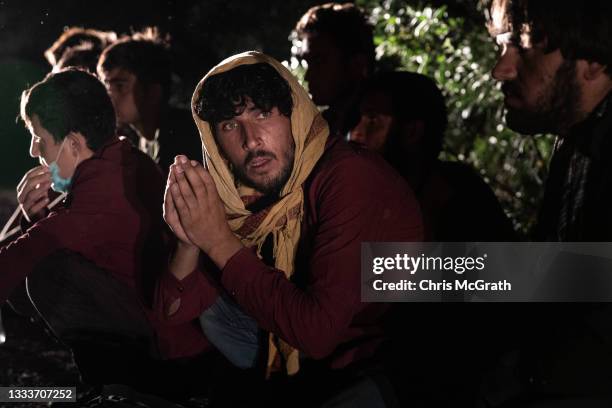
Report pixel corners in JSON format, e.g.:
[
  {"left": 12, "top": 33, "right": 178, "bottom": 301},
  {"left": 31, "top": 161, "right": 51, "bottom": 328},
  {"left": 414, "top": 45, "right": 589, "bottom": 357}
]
[
  {"left": 294, "top": 2, "right": 375, "bottom": 138},
  {"left": 98, "top": 28, "right": 202, "bottom": 174}
]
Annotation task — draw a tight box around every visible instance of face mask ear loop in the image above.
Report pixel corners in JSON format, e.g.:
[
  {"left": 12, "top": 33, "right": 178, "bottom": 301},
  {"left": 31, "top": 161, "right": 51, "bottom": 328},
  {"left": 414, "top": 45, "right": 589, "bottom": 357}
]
[{"left": 53, "top": 137, "right": 69, "bottom": 165}]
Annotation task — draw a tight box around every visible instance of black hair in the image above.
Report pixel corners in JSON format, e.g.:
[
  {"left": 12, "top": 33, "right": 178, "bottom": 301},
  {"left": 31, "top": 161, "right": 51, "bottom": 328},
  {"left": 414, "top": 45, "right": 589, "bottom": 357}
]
[
  {"left": 55, "top": 43, "right": 101, "bottom": 73},
  {"left": 20, "top": 68, "right": 116, "bottom": 151},
  {"left": 364, "top": 71, "right": 448, "bottom": 160},
  {"left": 45, "top": 27, "right": 116, "bottom": 69},
  {"left": 488, "top": 0, "right": 612, "bottom": 76},
  {"left": 294, "top": 2, "right": 375, "bottom": 72},
  {"left": 194, "top": 63, "right": 293, "bottom": 133},
  {"left": 98, "top": 27, "right": 172, "bottom": 101}
]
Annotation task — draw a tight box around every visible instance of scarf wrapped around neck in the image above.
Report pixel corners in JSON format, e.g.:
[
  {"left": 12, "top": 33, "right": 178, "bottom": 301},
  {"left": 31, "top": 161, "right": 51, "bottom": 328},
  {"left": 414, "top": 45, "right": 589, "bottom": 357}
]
[{"left": 191, "top": 51, "right": 329, "bottom": 375}]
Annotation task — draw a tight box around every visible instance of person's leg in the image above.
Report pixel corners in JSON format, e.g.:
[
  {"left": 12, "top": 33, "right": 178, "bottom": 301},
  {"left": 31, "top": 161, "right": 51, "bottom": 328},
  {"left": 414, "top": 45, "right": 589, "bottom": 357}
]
[
  {"left": 199, "top": 293, "right": 260, "bottom": 369},
  {"left": 26, "top": 250, "right": 157, "bottom": 385}
]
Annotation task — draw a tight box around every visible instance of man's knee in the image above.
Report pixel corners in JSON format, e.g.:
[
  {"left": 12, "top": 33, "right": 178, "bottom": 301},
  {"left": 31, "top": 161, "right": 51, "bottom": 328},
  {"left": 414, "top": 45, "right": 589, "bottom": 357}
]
[{"left": 27, "top": 250, "right": 153, "bottom": 345}]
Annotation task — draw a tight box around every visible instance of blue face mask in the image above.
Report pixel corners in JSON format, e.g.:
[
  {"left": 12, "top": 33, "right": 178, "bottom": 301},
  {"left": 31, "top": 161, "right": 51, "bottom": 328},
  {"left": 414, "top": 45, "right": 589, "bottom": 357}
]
[{"left": 48, "top": 138, "right": 78, "bottom": 193}]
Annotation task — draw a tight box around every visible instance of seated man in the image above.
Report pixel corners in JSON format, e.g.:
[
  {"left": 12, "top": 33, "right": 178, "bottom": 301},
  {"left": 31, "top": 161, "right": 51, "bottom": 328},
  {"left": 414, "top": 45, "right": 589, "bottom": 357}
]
[
  {"left": 293, "top": 2, "right": 375, "bottom": 138},
  {"left": 97, "top": 28, "right": 202, "bottom": 175},
  {"left": 0, "top": 69, "right": 209, "bottom": 391},
  {"left": 350, "top": 71, "right": 518, "bottom": 406},
  {"left": 156, "top": 51, "right": 423, "bottom": 407},
  {"left": 351, "top": 71, "right": 517, "bottom": 241}
]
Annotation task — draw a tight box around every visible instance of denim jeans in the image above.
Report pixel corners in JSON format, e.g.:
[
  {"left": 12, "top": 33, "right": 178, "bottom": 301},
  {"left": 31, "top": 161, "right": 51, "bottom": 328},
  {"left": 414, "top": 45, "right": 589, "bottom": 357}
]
[{"left": 199, "top": 294, "right": 260, "bottom": 369}]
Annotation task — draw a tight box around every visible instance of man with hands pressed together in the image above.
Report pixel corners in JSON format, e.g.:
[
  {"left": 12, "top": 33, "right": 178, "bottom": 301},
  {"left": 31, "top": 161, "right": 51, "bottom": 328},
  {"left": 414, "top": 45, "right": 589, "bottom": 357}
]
[{"left": 158, "top": 51, "right": 423, "bottom": 407}]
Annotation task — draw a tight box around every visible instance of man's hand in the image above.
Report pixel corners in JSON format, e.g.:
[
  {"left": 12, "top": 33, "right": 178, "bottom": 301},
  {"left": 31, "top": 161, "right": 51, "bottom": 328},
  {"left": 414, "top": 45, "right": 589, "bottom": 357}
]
[
  {"left": 164, "top": 167, "right": 196, "bottom": 247},
  {"left": 170, "top": 155, "right": 243, "bottom": 269},
  {"left": 16, "top": 166, "right": 51, "bottom": 223}
]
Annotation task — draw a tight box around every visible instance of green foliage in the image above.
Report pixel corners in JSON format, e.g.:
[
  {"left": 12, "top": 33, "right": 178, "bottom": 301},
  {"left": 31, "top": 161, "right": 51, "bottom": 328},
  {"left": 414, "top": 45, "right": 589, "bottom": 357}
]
[{"left": 358, "top": 1, "right": 554, "bottom": 235}]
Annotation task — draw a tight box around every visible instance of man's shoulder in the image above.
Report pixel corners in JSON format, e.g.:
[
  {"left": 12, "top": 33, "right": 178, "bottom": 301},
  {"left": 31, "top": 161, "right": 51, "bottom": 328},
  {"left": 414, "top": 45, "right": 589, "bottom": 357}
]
[
  {"left": 93, "top": 138, "right": 162, "bottom": 176},
  {"left": 73, "top": 138, "right": 164, "bottom": 199},
  {"left": 309, "top": 138, "right": 407, "bottom": 192},
  {"left": 304, "top": 138, "right": 423, "bottom": 241}
]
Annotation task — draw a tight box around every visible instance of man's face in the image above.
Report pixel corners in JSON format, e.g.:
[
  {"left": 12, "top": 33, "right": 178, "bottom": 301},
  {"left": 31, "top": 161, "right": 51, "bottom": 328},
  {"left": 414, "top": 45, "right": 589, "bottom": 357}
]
[
  {"left": 492, "top": 27, "right": 582, "bottom": 134},
  {"left": 28, "top": 115, "right": 75, "bottom": 178},
  {"left": 300, "top": 32, "right": 351, "bottom": 107},
  {"left": 99, "top": 67, "right": 143, "bottom": 126},
  {"left": 350, "top": 90, "right": 394, "bottom": 152},
  {"left": 214, "top": 99, "right": 295, "bottom": 196}
]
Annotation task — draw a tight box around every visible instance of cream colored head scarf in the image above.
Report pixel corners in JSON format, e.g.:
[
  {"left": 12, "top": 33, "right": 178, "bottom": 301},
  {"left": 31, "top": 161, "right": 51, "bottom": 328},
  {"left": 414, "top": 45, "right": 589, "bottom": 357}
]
[{"left": 191, "top": 51, "right": 329, "bottom": 375}]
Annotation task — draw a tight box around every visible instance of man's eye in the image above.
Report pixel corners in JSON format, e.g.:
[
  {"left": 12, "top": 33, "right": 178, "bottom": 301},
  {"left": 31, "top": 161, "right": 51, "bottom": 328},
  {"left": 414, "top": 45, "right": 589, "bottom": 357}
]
[
  {"left": 222, "top": 122, "right": 238, "bottom": 131},
  {"left": 257, "top": 111, "right": 272, "bottom": 120}
]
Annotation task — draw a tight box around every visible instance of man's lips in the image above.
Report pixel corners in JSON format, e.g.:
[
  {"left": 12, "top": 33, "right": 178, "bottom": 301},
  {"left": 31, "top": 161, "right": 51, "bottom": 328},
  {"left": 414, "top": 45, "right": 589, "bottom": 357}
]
[{"left": 248, "top": 156, "right": 273, "bottom": 169}]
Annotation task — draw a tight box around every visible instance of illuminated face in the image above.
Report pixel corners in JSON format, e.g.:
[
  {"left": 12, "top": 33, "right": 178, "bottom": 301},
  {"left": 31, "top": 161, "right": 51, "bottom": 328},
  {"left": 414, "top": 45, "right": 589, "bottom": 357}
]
[
  {"left": 28, "top": 115, "right": 76, "bottom": 179},
  {"left": 300, "top": 32, "right": 351, "bottom": 107},
  {"left": 350, "top": 90, "right": 394, "bottom": 152},
  {"left": 214, "top": 100, "right": 295, "bottom": 196},
  {"left": 492, "top": 28, "right": 582, "bottom": 134},
  {"left": 99, "top": 67, "right": 143, "bottom": 126}
]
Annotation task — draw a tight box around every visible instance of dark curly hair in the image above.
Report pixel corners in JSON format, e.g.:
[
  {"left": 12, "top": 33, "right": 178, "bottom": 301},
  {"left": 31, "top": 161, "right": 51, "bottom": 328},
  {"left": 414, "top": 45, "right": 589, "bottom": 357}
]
[{"left": 194, "top": 63, "right": 293, "bottom": 134}]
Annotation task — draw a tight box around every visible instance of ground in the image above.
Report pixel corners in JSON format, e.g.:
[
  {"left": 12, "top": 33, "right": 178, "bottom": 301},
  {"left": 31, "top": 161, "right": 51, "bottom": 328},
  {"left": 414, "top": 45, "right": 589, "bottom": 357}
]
[{"left": 0, "top": 306, "right": 82, "bottom": 408}]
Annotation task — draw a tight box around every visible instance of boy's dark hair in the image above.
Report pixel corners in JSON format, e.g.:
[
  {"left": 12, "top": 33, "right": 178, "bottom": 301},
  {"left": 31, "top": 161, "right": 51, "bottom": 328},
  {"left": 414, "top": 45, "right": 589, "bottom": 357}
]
[
  {"left": 20, "top": 68, "right": 116, "bottom": 151},
  {"left": 55, "top": 43, "right": 101, "bottom": 73},
  {"left": 98, "top": 27, "right": 172, "bottom": 101},
  {"left": 488, "top": 0, "right": 612, "bottom": 76},
  {"left": 194, "top": 63, "right": 293, "bottom": 133},
  {"left": 45, "top": 27, "right": 116, "bottom": 69},
  {"left": 294, "top": 2, "right": 375, "bottom": 72},
  {"left": 365, "top": 71, "right": 448, "bottom": 160}
]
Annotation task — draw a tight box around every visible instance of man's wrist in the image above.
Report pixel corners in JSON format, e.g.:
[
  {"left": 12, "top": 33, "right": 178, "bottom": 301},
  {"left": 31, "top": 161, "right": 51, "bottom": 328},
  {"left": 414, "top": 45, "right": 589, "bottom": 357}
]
[
  {"left": 205, "top": 233, "right": 244, "bottom": 270},
  {"left": 170, "top": 242, "right": 200, "bottom": 281},
  {"left": 176, "top": 240, "right": 199, "bottom": 253}
]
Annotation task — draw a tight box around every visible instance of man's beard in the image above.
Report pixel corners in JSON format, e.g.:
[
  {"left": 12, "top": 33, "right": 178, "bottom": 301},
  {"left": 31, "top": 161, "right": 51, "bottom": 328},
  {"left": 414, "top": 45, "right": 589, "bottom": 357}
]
[
  {"left": 504, "top": 60, "right": 583, "bottom": 135},
  {"left": 234, "top": 148, "right": 295, "bottom": 197}
]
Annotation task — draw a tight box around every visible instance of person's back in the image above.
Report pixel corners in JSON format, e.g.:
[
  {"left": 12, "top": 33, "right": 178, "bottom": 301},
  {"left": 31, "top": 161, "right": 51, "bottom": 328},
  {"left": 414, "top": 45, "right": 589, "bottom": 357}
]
[{"left": 426, "top": 160, "right": 516, "bottom": 241}]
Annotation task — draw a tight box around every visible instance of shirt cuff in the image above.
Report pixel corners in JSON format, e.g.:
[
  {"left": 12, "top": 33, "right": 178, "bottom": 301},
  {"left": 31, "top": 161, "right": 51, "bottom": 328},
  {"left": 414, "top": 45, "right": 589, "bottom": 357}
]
[{"left": 160, "top": 267, "right": 202, "bottom": 298}]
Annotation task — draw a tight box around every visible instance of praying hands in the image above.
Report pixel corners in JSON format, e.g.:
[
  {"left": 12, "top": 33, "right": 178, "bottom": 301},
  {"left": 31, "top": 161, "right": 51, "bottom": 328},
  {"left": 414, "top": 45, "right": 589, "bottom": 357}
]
[{"left": 163, "top": 155, "right": 243, "bottom": 274}]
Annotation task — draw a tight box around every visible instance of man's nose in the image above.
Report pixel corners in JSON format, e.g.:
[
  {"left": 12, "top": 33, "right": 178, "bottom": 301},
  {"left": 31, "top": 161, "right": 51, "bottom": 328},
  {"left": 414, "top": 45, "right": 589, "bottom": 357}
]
[
  {"left": 492, "top": 49, "right": 519, "bottom": 82},
  {"left": 350, "top": 118, "right": 367, "bottom": 144},
  {"left": 29, "top": 138, "right": 40, "bottom": 159},
  {"left": 242, "top": 123, "right": 262, "bottom": 150}
]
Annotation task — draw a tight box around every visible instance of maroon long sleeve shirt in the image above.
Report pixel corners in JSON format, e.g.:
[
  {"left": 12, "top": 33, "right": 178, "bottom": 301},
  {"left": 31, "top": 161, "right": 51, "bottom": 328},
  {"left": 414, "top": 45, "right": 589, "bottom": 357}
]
[
  {"left": 0, "top": 138, "right": 209, "bottom": 357},
  {"left": 157, "top": 139, "right": 423, "bottom": 366}
]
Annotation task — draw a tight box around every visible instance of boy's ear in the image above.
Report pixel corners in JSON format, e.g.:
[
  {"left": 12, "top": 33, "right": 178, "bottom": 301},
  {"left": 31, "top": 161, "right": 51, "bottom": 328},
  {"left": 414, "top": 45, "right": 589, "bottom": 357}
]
[{"left": 67, "top": 131, "right": 88, "bottom": 154}]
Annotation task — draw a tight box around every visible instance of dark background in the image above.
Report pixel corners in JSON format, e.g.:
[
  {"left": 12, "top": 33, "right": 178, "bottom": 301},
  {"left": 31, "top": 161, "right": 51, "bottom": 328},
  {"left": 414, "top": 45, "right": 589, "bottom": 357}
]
[{"left": 0, "top": 0, "right": 327, "bottom": 190}]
